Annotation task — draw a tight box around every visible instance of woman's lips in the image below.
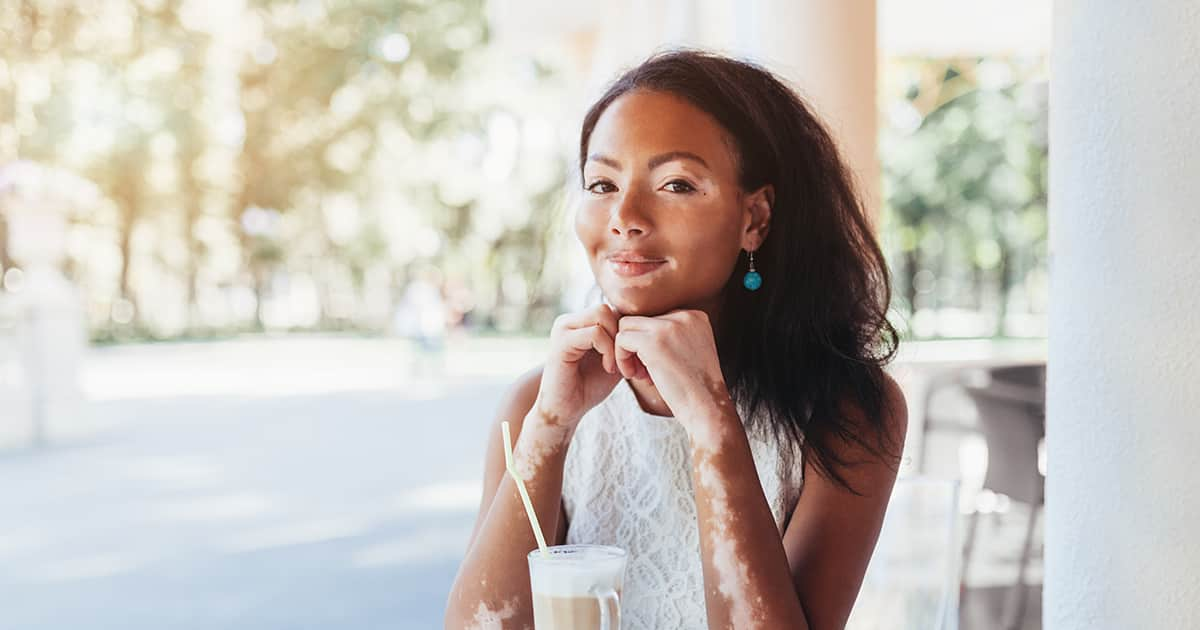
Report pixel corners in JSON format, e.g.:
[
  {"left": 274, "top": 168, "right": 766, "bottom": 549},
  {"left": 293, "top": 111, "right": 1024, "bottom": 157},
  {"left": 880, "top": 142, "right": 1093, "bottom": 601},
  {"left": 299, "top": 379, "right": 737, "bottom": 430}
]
[{"left": 607, "top": 259, "right": 667, "bottom": 277}]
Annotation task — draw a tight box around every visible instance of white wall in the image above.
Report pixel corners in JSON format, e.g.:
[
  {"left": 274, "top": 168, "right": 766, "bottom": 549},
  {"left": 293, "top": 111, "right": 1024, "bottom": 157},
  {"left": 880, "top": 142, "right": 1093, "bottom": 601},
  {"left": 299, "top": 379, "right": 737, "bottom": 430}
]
[{"left": 1047, "top": 2, "right": 1200, "bottom": 627}]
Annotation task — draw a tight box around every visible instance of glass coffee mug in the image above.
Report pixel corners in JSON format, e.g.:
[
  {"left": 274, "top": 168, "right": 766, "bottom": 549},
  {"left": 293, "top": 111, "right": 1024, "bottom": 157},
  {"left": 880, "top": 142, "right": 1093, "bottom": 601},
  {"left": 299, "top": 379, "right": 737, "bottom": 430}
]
[{"left": 527, "top": 545, "right": 627, "bottom": 630}]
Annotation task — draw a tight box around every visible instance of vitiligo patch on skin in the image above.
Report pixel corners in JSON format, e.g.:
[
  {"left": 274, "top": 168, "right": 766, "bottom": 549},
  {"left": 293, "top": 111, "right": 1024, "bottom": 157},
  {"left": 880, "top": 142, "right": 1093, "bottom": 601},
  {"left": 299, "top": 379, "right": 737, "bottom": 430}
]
[
  {"left": 687, "top": 377, "right": 735, "bottom": 452},
  {"left": 615, "top": 272, "right": 657, "bottom": 289},
  {"left": 607, "top": 259, "right": 677, "bottom": 291},
  {"left": 466, "top": 597, "right": 518, "bottom": 630},
  {"left": 689, "top": 415, "right": 727, "bottom": 453},
  {"left": 513, "top": 420, "right": 572, "bottom": 480},
  {"left": 697, "top": 452, "right": 766, "bottom": 630}
]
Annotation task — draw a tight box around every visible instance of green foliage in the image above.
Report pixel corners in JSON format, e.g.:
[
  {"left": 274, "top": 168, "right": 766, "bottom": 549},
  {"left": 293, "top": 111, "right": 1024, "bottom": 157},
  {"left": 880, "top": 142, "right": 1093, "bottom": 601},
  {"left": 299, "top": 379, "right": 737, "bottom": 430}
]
[
  {"left": 881, "top": 57, "right": 1048, "bottom": 339},
  {"left": 1, "top": 0, "right": 568, "bottom": 340}
]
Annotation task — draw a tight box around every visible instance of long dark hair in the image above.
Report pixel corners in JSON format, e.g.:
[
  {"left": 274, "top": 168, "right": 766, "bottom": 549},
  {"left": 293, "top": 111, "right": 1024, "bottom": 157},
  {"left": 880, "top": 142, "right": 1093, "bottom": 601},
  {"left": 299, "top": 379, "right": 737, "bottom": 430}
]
[{"left": 579, "top": 50, "right": 901, "bottom": 493}]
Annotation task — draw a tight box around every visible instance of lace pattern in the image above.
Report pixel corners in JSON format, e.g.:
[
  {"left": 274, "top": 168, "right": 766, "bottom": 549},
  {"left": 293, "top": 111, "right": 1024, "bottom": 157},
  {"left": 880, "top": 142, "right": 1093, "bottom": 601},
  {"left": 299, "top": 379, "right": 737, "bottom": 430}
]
[{"left": 561, "top": 379, "right": 804, "bottom": 630}]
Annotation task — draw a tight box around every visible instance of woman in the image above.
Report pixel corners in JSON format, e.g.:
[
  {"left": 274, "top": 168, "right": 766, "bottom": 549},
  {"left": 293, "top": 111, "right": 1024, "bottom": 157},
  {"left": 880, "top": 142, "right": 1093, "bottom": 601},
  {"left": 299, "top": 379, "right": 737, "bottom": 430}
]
[{"left": 445, "top": 49, "right": 907, "bottom": 630}]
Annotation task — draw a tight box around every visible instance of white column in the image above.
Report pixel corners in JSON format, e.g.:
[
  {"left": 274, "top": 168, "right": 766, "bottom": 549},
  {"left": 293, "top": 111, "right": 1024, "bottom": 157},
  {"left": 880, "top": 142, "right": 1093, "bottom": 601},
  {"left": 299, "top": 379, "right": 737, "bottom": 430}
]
[
  {"left": 738, "top": 1, "right": 879, "bottom": 221},
  {"left": 1047, "top": 2, "right": 1200, "bottom": 628}
]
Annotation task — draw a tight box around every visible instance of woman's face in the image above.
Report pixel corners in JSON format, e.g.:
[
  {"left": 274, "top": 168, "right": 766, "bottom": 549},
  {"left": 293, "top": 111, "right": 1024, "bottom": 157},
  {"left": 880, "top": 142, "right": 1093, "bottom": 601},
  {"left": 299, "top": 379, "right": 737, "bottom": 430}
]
[{"left": 576, "top": 90, "right": 770, "bottom": 318}]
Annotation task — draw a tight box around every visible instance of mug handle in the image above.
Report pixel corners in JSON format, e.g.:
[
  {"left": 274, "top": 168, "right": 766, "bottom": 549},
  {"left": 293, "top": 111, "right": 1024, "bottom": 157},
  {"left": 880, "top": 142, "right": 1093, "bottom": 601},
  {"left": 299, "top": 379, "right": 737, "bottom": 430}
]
[{"left": 589, "top": 586, "right": 620, "bottom": 630}]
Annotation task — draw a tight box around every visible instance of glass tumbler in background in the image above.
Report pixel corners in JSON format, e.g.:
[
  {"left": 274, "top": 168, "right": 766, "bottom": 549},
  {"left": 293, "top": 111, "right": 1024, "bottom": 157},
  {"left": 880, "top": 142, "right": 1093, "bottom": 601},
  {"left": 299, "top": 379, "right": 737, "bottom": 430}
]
[{"left": 847, "top": 476, "right": 963, "bottom": 630}]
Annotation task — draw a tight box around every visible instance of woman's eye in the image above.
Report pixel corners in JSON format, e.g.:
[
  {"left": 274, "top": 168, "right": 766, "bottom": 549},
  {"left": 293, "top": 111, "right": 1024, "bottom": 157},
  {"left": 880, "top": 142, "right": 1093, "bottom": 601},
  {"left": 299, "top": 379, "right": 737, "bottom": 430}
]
[
  {"left": 663, "top": 179, "right": 696, "bottom": 194},
  {"left": 586, "top": 180, "right": 616, "bottom": 194}
]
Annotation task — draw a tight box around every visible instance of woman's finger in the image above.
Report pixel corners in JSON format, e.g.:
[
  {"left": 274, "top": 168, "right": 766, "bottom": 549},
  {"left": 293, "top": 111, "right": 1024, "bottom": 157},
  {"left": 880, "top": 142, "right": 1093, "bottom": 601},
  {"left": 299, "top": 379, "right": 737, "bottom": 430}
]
[
  {"left": 615, "top": 315, "right": 656, "bottom": 332},
  {"left": 555, "top": 304, "right": 619, "bottom": 339},
  {"left": 594, "top": 303, "right": 619, "bottom": 341},
  {"left": 614, "top": 329, "right": 651, "bottom": 381},
  {"left": 558, "top": 324, "right": 616, "bottom": 373}
]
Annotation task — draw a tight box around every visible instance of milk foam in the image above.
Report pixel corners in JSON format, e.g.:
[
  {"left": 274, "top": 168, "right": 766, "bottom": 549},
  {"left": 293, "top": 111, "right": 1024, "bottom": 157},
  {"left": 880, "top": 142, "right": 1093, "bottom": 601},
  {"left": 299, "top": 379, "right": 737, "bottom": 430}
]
[
  {"left": 530, "top": 562, "right": 624, "bottom": 597},
  {"left": 528, "top": 546, "right": 625, "bottom": 598}
]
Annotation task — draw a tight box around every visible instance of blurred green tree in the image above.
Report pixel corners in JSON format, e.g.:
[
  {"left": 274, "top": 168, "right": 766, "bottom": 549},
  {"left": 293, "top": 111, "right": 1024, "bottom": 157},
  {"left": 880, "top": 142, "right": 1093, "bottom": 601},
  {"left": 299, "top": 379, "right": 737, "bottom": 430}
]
[
  {"left": 1, "top": 0, "right": 576, "bottom": 340},
  {"left": 882, "top": 57, "right": 1048, "bottom": 339}
]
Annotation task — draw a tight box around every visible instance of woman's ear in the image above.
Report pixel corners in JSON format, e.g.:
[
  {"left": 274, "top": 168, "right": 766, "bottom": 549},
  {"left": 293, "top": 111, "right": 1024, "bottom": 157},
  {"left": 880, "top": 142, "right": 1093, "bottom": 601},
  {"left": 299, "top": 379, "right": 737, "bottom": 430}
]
[{"left": 741, "top": 184, "right": 773, "bottom": 251}]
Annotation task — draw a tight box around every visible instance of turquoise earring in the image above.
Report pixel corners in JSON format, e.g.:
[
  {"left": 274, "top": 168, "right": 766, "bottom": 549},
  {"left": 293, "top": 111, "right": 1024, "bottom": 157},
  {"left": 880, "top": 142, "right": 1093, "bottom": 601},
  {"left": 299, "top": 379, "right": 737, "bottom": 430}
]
[{"left": 742, "top": 250, "right": 762, "bottom": 291}]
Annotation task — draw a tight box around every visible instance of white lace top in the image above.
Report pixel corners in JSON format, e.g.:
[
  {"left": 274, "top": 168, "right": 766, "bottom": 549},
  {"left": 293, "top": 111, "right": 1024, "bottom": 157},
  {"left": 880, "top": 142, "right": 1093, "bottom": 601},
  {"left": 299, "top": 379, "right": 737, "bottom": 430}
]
[{"left": 561, "top": 379, "right": 804, "bottom": 630}]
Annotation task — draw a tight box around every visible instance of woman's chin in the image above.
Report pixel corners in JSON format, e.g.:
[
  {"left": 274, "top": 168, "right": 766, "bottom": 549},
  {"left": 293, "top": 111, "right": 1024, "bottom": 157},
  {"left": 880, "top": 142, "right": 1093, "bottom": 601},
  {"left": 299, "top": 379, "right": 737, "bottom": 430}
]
[
  {"left": 603, "top": 290, "right": 673, "bottom": 317},
  {"left": 614, "top": 303, "right": 662, "bottom": 317}
]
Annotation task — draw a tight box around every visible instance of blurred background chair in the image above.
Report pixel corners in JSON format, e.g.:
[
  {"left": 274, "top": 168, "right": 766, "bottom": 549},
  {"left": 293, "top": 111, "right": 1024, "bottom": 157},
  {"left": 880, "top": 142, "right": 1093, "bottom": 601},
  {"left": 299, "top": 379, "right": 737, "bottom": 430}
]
[
  {"left": 961, "top": 363, "right": 1045, "bottom": 630},
  {"left": 920, "top": 362, "right": 1045, "bottom": 630},
  {"left": 848, "top": 477, "right": 963, "bottom": 630},
  {"left": 919, "top": 367, "right": 988, "bottom": 474}
]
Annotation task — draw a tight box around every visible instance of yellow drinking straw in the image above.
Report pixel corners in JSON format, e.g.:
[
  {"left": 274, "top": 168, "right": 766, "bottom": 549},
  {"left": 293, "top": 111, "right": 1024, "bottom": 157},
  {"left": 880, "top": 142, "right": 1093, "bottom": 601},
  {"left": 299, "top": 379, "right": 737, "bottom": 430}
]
[{"left": 501, "top": 421, "right": 549, "bottom": 558}]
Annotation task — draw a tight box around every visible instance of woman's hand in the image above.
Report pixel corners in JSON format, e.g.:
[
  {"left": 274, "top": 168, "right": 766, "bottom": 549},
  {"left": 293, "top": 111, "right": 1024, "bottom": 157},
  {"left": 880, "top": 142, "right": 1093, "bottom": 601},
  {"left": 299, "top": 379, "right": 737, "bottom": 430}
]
[
  {"left": 533, "top": 303, "right": 623, "bottom": 431},
  {"left": 613, "top": 309, "right": 736, "bottom": 446}
]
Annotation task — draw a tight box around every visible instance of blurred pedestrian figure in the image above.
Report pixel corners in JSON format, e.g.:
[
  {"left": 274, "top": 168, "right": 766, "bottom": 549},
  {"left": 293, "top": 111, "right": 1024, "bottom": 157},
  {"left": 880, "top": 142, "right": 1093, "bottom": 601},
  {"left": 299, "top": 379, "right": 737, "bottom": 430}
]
[
  {"left": 392, "top": 264, "right": 447, "bottom": 382},
  {"left": 1, "top": 161, "right": 89, "bottom": 448}
]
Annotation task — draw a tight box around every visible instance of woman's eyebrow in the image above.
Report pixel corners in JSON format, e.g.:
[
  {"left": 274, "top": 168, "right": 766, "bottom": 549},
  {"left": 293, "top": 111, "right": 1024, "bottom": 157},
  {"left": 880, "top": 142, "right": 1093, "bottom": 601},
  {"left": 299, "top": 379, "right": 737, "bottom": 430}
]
[
  {"left": 586, "top": 153, "right": 622, "bottom": 169},
  {"left": 647, "top": 151, "right": 709, "bottom": 170},
  {"left": 585, "top": 151, "right": 710, "bottom": 171}
]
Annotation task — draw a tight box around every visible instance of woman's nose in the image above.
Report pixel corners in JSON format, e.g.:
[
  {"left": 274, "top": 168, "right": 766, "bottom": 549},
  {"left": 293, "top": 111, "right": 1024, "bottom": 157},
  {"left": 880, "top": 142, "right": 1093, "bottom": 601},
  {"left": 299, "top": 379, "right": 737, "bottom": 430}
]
[{"left": 609, "top": 191, "right": 650, "bottom": 237}]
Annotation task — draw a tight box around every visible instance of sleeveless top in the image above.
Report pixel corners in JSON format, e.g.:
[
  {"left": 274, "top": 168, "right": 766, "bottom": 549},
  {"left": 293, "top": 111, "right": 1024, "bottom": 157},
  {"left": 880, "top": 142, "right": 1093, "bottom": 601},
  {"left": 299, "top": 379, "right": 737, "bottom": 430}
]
[{"left": 561, "top": 379, "right": 805, "bottom": 630}]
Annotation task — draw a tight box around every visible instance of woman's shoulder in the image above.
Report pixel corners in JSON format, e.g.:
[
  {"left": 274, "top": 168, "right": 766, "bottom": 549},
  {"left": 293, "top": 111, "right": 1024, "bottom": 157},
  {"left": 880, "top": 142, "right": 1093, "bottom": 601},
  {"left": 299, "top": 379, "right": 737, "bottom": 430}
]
[
  {"left": 833, "top": 370, "right": 909, "bottom": 462},
  {"left": 856, "top": 371, "right": 908, "bottom": 444},
  {"left": 496, "top": 365, "right": 544, "bottom": 432}
]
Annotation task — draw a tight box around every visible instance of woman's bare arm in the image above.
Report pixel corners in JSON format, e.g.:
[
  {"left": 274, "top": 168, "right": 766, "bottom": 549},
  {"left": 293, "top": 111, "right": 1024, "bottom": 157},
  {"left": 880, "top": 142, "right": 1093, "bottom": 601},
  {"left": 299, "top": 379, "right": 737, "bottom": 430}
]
[
  {"left": 448, "top": 304, "right": 622, "bottom": 629},
  {"left": 690, "top": 374, "right": 908, "bottom": 629},
  {"left": 689, "top": 408, "right": 809, "bottom": 629},
  {"left": 781, "top": 375, "right": 907, "bottom": 628},
  {"left": 444, "top": 368, "right": 570, "bottom": 630}
]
